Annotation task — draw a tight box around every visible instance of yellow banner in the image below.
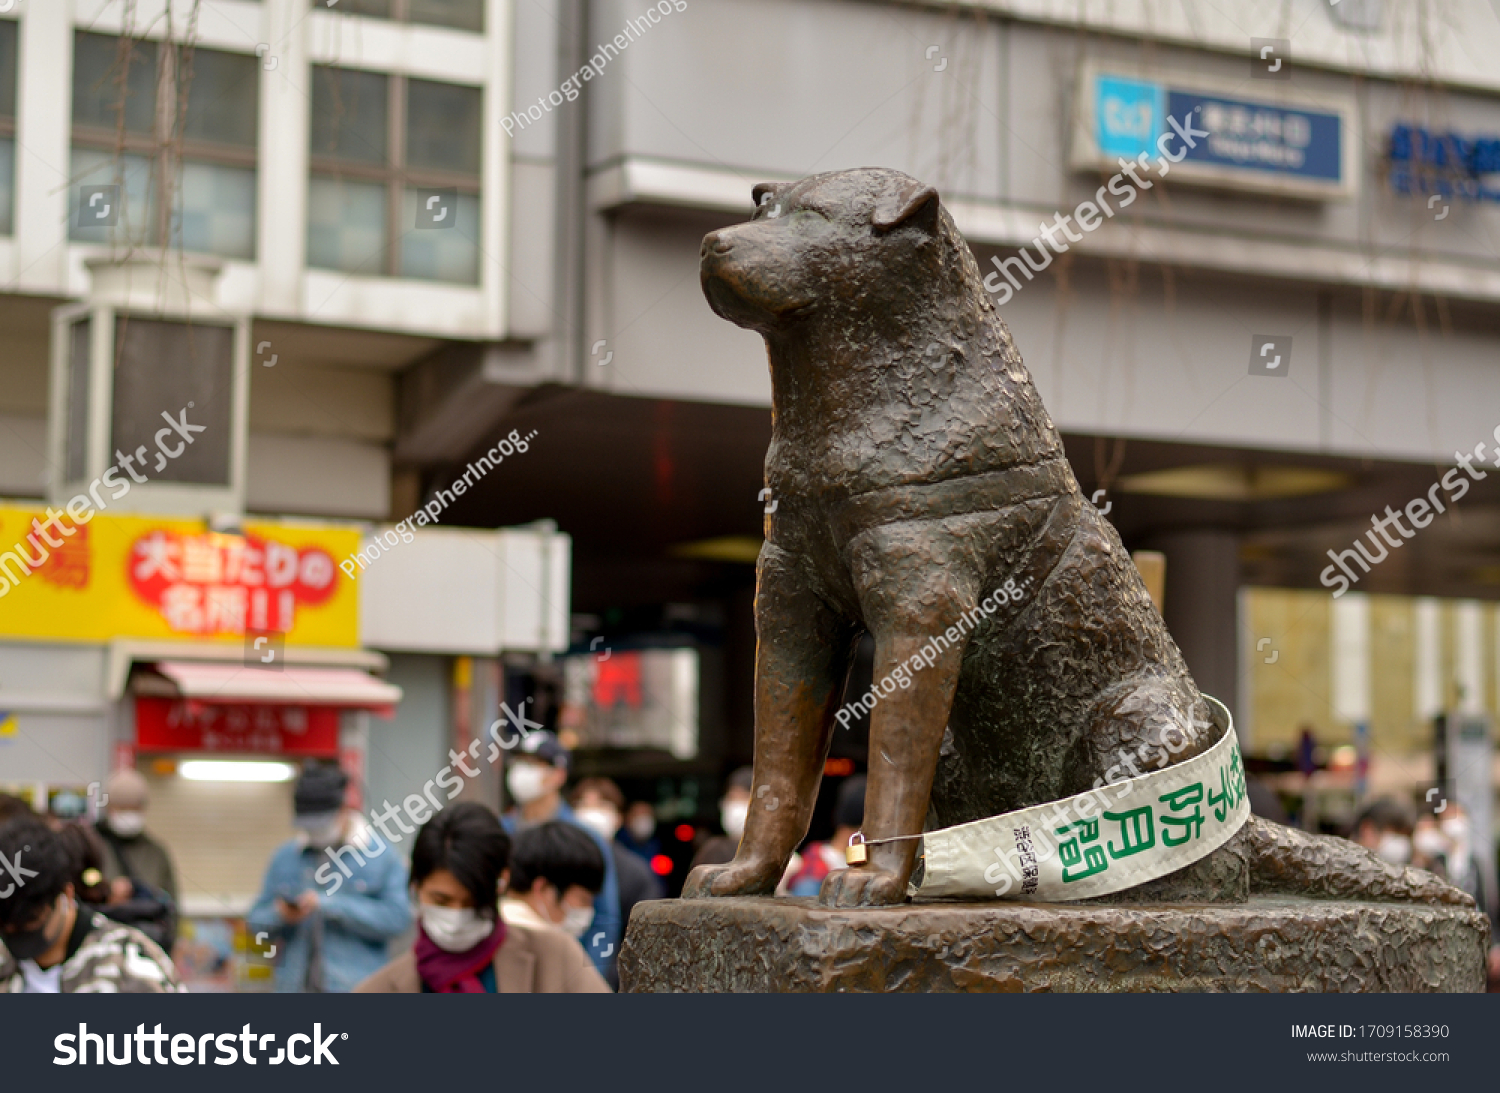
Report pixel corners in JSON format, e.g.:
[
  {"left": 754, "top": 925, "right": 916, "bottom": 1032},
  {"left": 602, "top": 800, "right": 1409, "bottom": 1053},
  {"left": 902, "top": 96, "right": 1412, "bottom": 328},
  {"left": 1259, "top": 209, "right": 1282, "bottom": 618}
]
[{"left": 0, "top": 507, "right": 359, "bottom": 647}]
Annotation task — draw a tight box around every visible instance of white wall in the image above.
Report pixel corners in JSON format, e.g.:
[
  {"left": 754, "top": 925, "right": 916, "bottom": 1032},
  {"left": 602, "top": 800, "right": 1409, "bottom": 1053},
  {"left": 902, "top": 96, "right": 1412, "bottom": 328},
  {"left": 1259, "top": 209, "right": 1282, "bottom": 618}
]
[
  {"left": 358, "top": 524, "right": 570, "bottom": 654},
  {"left": 246, "top": 433, "right": 391, "bottom": 518},
  {"left": 0, "top": 643, "right": 110, "bottom": 782}
]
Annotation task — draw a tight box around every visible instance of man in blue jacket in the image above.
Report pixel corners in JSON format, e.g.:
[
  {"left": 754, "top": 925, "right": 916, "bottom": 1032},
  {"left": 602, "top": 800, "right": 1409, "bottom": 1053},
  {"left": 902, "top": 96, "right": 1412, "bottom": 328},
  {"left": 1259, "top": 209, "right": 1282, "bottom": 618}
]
[
  {"left": 247, "top": 765, "right": 410, "bottom": 993},
  {"left": 500, "top": 731, "right": 622, "bottom": 987}
]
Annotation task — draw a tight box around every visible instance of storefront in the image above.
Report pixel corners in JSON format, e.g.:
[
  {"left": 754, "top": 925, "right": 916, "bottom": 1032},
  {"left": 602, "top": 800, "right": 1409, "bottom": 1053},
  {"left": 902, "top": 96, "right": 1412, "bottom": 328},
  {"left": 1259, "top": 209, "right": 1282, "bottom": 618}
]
[
  {"left": 0, "top": 507, "right": 384, "bottom": 984},
  {"left": 0, "top": 505, "right": 572, "bottom": 985}
]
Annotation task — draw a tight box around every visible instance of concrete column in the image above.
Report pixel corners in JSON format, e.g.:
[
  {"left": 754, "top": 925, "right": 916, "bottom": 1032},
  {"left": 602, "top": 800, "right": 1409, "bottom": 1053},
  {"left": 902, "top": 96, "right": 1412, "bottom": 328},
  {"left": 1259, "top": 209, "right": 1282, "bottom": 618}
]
[
  {"left": 14, "top": 0, "right": 72, "bottom": 291},
  {"left": 258, "top": 0, "right": 310, "bottom": 315},
  {"left": 1143, "top": 529, "right": 1241, "bottom": 721}
]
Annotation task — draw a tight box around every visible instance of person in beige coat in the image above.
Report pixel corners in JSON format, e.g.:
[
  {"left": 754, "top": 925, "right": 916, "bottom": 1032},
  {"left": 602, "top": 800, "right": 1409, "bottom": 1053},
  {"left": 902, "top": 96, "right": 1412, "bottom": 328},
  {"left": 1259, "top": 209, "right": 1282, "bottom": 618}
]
[{"left": 354, "top": 802, "right": 608, "bottom": 994}]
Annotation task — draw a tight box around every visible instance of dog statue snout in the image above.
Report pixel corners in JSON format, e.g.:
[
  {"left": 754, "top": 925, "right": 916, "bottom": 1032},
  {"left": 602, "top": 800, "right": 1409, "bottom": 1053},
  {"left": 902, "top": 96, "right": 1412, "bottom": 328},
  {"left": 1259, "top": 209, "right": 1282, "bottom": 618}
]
[{"left": 702, "top": 231, "right": 734, "bottom": 258}]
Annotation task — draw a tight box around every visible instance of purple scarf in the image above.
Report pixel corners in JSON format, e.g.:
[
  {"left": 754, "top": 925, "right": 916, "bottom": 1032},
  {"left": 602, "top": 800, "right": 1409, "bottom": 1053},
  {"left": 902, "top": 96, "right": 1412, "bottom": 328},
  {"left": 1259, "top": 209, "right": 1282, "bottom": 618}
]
[{"left": 414, "top": 919, "right": 506, "bottom": 993}]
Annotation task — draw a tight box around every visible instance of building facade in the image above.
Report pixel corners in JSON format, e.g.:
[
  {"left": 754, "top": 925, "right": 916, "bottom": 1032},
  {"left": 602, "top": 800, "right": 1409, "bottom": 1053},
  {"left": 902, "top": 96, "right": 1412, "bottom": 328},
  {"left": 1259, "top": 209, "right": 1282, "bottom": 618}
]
[{"left": 0, "top": 1, "right": 567, "bottom": 973}]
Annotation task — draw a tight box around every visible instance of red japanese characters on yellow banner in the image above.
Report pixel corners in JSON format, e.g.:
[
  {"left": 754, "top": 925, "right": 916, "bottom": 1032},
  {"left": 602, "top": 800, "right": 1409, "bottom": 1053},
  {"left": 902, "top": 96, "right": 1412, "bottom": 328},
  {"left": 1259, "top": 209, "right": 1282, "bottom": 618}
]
[{"left": 0, "top": 507, "right": 359, "bottom": 647}]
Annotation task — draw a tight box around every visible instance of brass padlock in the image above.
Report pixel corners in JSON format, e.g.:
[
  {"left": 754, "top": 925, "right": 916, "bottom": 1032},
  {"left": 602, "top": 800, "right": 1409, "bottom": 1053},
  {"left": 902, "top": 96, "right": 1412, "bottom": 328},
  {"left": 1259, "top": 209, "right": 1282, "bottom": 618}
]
[{"left": 845, "top": 832, "right": 868, "bottom": 866}]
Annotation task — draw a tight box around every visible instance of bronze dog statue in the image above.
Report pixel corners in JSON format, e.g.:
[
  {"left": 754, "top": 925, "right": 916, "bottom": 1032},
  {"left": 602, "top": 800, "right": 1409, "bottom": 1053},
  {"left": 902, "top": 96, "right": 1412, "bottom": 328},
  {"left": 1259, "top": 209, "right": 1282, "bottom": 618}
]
[{"left": 685, "top": 167, "right": 1468, "bottom": 910}]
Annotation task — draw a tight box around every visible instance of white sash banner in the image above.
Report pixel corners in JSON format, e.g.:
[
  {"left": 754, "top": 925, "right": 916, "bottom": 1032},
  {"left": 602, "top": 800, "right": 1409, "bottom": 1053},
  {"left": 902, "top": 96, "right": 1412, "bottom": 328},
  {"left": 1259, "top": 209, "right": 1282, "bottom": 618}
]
[{"left": 913, "top": 697, "right": 1249, "bottom": 902}]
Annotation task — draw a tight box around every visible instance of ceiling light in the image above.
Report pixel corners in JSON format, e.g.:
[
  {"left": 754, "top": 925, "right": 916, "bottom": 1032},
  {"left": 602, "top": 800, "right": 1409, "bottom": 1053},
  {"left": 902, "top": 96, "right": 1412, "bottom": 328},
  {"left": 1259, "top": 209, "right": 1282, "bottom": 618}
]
[
  {"left": 1118, "top": 464, "right": 1350, "bottom": 501},
  {"left": 669, "top": 536, "right": 763, "bottom": 564},
  {"left": 179, "top": 760, "right": 297, "bottom": 783}
]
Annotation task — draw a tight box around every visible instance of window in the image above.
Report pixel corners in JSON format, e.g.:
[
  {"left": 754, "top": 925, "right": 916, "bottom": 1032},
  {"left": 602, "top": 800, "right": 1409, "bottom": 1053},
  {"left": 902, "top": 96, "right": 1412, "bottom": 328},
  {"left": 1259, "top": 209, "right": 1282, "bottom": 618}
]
[
  {"left": 0, "top": 19, "right": 16, "bottom": 235},
  {"left": 53, "top": 304, "right": 244, "bottom": 506},
  {"left": 70, "top": 33, "right": 259, "bottom": 259},
  {"left": 335, "top": 0, "right": 485, "bottom": 34},
  {"left": 111, "top": 318, "right": 234, "bottom": 486},
  {"left": 307, "top": 66, "right": 482, "bottom": 283}
]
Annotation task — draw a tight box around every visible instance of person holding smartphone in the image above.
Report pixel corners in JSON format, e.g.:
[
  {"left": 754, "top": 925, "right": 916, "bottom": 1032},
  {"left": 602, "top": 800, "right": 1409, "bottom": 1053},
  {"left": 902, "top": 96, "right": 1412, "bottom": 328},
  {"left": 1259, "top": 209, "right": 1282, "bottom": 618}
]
[{"left": 246, "top": 765, "right": 410, "bottom": 993}]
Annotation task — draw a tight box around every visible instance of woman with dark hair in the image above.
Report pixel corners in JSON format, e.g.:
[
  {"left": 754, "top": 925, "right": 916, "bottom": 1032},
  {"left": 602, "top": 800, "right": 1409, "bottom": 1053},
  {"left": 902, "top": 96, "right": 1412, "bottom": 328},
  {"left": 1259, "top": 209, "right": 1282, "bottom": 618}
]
[{"left": 354, "top": 802, "right": 609, "bottom": 993}]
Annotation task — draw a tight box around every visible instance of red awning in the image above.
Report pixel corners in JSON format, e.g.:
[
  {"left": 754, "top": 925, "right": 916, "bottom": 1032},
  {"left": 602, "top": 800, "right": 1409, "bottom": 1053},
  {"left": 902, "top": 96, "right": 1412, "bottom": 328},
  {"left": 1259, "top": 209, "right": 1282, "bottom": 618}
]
[{"left": 152, "top": 661, "right": 402, "bottom": 711}]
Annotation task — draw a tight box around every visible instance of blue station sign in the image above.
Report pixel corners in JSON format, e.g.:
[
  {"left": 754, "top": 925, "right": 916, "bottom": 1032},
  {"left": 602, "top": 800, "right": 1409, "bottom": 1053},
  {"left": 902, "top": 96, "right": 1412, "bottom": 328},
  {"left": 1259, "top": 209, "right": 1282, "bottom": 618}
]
[
  {"left": 1387, "top": 124, "right": 1500, "bottom": 203},
  {"left": 1072, "top": 65, "right": 1356, "bottom": 200}
]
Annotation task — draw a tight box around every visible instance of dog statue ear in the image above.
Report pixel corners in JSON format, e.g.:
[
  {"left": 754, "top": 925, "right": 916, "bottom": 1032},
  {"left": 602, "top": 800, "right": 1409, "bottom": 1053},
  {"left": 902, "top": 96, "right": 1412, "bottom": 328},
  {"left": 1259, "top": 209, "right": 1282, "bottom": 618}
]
[
  {"left": 872, "top": 182, "right": 940, "bottom": 233},
  {"left": 751, "top": 182, "right": 779, "bottom": 208}
]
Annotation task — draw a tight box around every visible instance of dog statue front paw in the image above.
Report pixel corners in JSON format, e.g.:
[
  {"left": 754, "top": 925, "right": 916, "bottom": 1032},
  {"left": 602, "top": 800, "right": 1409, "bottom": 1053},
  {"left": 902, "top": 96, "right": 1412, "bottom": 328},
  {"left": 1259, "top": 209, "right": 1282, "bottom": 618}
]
[
  {"left": 682, "top": 857, "right": 783, "bottom": 899},
  {"left": 817, "top": 865, "right": 908, "bottom": 907}
]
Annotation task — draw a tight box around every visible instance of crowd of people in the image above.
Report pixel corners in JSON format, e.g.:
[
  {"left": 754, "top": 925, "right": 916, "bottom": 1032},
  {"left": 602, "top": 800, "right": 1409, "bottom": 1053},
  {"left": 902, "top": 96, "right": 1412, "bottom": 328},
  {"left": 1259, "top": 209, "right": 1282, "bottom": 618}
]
[
  {"left": 1348, "top": 794, "right": 1491, "bottom": 912},
  {"left": 2, "top": 738, "right": 1498, "bottom": 992}
]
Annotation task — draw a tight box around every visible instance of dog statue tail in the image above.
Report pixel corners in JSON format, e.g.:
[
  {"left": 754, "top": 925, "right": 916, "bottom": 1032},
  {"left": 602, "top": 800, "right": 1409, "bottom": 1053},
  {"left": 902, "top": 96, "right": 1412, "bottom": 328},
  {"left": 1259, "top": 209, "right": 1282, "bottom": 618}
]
[{"left": 1240, "top": 816, "right": 1473, "bottom": 906}]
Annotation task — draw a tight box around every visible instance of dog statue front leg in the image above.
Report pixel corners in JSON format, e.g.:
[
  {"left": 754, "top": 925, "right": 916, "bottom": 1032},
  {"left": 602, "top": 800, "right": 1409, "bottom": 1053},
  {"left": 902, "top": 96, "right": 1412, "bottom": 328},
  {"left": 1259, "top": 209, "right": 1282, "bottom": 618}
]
[
  {"left": 683, "top": 545, "right": 857, "bottom": 898},
  {"left": 819, "top": 627, "right": 966, "bottom": 908}
]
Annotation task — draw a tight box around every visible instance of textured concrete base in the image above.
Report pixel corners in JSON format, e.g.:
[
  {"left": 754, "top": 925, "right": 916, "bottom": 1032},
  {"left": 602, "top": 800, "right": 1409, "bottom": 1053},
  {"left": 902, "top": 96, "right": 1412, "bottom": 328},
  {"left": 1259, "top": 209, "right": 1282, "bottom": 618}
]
[{"left": 619, "top": 897, "right": 1489, "bottom": 993}]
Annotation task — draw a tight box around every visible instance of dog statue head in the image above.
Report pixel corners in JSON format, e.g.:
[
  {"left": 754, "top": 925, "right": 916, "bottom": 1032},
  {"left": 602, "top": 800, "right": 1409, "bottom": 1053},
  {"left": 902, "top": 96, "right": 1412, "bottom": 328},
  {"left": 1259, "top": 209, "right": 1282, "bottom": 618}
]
[{"left": 700, "top": 168, "right": 981, "bottom": 338}]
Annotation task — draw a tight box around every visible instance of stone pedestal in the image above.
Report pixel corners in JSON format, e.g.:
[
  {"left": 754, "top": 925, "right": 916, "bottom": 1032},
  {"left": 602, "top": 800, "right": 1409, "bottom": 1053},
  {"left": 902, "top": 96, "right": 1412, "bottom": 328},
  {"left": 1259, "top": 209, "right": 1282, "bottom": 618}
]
[{"left": 619, "top": 896, "right": 1488, "bottom": 992}]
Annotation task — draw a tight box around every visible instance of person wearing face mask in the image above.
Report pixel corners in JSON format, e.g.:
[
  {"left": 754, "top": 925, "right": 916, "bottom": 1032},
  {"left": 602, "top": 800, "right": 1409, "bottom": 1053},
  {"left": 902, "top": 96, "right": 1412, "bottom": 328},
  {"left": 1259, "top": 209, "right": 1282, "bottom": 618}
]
[
  {"left": 570, "top": 777, "right": 627, "bottom": 846},
  {"left": 1428, "top": 803, "right": 1500, "bottom": 987},
  {"left": 356, "top": 804, "right": 608, "bottom": 993},
  {"left": 1431, "top": 802, "right": 1490, "bottom": 916},
  {"left": 689, "top": 768, "right": 804, "bottom": 893},
  {"left": 500, "top": 731, "right": 623, "bottom": 987},
  {"left": 618, "top": 800, "right": 663, "bottom": 862},
  {"left": 1411, "top": 813, "right": 1452, "bottom": 878},
  {"left": 1349, "top": 797, "right": 1416, "bottom": 867},
  {"left": 93, "top": 769, "right": 179, "bottom": 919},
  {"left": 690, "top": 766, "right": 755, "bottom": 870},
  {"left": 56, "top": 821, "right": 176, "bottom": 954},
  {"left": 502, "top": 820, "right": 607, "bottom": 939},
  {"left": 246, "top": 764, "right": 411, "bottom": 993},
  {"left": 570, "top": 778, "right": 664, "bottom": 928},
  {"left": 0, "top": 817, "right": 184, "bottom": 993}
]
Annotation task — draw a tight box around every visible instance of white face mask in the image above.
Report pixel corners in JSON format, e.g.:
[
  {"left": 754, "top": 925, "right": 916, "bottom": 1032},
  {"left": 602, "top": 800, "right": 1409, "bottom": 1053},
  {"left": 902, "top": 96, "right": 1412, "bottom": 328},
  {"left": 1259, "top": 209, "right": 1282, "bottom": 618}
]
[
  {"left": 575, "top": 807, "right": 621, "bottom": 841},
  {"left": 626, "top": 815, "right": 656, "bottom": 842},
  {"left": 295, "top": 813, "right": 344, "bottom": 850},
  {"left": 419, "top": 904, "right": 495, "bottom": 953},
  {"left": 506, "top": 763, "right": 552, "bottom": 805},
  {"left": 720, "top": 800, "right": 749, "bottom": 840},
  {"left": 560, "top": 905, "right": 594, "bottom": 938},
  {"left": 1413, "top": 829, "right": 1448, "bottom": 858},
  {"left": 1376, "top": 833, "right": 1412, "bottom": 865},
  {"left": 1441, "top": 818, "right": 1469, "bottom": 844},
  {"left": 107, "top": 811, "right": 145, "bottom": 838}
]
